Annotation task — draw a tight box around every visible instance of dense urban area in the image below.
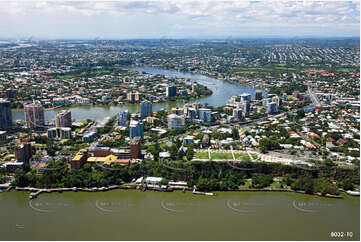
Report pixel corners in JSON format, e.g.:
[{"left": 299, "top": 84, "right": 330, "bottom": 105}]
[{"left": 0, "top": 38, "right": 359, "bottom": 198}]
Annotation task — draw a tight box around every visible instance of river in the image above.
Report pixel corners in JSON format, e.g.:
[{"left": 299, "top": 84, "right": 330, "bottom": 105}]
[
  {"left": 11, "top": 67, "right": 265, "bottom": 122},
  {"left": 0, "top": 190, "right": 359, "bottom": 240}
]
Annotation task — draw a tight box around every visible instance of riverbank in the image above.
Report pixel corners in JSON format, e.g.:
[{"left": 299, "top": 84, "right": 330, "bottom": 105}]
[
  {"left": 12, "top": 66, "right": 263, "bottom": 122},
  {"left": 12, "top": 67, "right": 216, "bottom": 114},
  {"left": 142, "top": 65, "right": 268, "bottom": 93},
  {"left": 6, "top": 184, "right": 346, "bottom": 200}
]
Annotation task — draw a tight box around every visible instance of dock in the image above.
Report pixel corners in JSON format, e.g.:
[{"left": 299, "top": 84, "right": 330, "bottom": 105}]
[
  {"left": 192, "top": 188, "right": 214, "bottom": 196},
  {"left": 14, "top": 185, "right": 129, "bottom": 199},
  {"left": 346, "top": 190, "right": 360, "bottom": 196}
]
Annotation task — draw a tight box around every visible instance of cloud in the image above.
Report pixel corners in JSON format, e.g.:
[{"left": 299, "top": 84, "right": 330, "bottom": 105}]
[{"left": 0, "top": 0, "right": 359, "bottom": 38}]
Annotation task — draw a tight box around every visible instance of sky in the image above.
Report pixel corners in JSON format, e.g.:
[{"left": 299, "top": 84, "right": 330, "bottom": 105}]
[{"left": 0, "top": 0, "right": 359, "bottom": 39}]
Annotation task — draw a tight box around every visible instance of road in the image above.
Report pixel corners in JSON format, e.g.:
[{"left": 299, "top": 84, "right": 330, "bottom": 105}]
[{"left": 307, "top": 85, "right": 321, "bottom": 106}]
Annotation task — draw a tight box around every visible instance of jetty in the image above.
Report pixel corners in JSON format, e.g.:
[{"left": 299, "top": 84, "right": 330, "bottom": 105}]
[
  {"left": 154, "top": 185, "right": 173, "bottom": 192},
  {"left": 14, "top": 184, "right": 131, "bottom": 199},
  {"left": 346, "top": 190, "right": 360, "bottom": 196},
  {"left": 192, "top": 188, "right": 214, "bottom": 196}
]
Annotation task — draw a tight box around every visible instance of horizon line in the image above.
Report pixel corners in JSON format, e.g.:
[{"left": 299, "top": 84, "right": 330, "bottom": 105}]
[{"left": 1, "top": 36, "right": 360, "bottom": 41}]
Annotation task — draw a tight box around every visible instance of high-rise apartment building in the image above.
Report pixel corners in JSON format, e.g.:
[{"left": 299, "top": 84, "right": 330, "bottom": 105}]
[
  {"left": 118, "top": 110, "right": 129, "bottom": 127},
  {"left": 255, "top": 90, "right": 263, "bottom": 100},
  {"left": 166, "top": 86, "right": 177, "bottom": 97},
  {"left": 130, "top": 137, "right": 141, "bottom": 159},
  {"left": 272, "top": 96, "right": 281, "bottom": 107},
  {"left": 233, "top": 107, "right": 244, "bottom": 121},
  {"left": 24, "top": 103, "right": 45, "bottom": 129},
  {"left": 240, "top": 93, "right": 252, "bottom": 102},
  {"left": 140, "top": 101, "right": 152, "bottom": 119},
  {"left": 0, "top": 99, "right": 12, "bottom": 130},
  {"left": 14, "top": 143, "right": 32, "bottom": 164},
  {"left": 129, "top": 120, "right": 144, "bottom": 139},
  {"left": 267, "top": 102, "right": 278, "bottom": 114},
  {"left": 55, "top": 110, "right": 72, "bottom": 127}
]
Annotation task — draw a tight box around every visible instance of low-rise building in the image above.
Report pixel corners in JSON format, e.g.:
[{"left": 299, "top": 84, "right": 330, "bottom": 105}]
[
  {"left": 48, "top": 127, "right": 72, "bottom": 140},
  {"left": 0, "top": 131, "right": 7, "bottom": 141},
  {"left": 71, "top": 149, "right": 88, "bottom": 169},
  {"left": 168, "top": 114, "right": 184, "bottom": 129},
  {"left": 83, "top": 131, "right": 97, "bottom": 141},
  {"left": 145, "top": 177, "right": 163, "bottom": 185},
  {"left": 198, "top": 108, "right": 212, "bottom": 123},
  {"left": 2, "top": 162, "right": 23, "bottom": 173}
]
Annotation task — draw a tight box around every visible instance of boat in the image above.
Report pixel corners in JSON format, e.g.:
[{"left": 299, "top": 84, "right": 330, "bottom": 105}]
[
  {"left": 346, "top": 190, "right": 360, "bottom": 196},
  {"left": 72, "top": 187, "right": 78, "bottom": 192},
  {"left": 154, "top": 185, "right": 173, "bottom": 192},
  {"left": 29, "top": 192, "right": 37, "bottom": 199}
]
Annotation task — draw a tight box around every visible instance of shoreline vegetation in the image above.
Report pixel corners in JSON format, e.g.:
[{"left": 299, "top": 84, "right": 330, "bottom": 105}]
[{"left": 8, "top": 160, "right": 359, "bottom": 200}]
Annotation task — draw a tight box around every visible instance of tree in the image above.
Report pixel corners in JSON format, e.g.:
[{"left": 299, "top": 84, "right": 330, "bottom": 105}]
[
  {"left": 177, "top": 148, "right": 186, "bottom": 160},
  {"left": 251, "top": 174, "right": 273, "bottom": 188},
  {"left": 186, "top": 144, "right": 194, "bottom": 161},
  {"left": 314, "top": 178, "right": 340, "bottom": 196},
  {"left": 147, "top": 143, "right": 161, "bottom": 160},
  {"left": 196, "top": 178, "right": 210, "bottom": 191},
  {"left": 282, "top": 173, "right": 293, "bottom": 186},
  {"left": 169, "top": 144, "right": 178, "bottom": 160},
  {"left": 297, "top": 109, "right": 305, "bottom": 118},
  {"left": 289, "top": 150, "right": 297, "bottom": 155},
  {"left": 13, "top": 169, "right": 29, "bottom": 187},
  {"left": 0, "top": 173, "right": 5, "bottom": 184},
  {"left": 342, "top": 181, "right": 354, "bottom": 191},
  {"left": 159, "top": 178, "right": 168, "bottom": 186},
  {"left": 208, "top": 178, "right": 220, "bottom": 191},
  {"left": 291, "top": 177, "right": 314, "bottom": 194},
  {"left": 232, "top": 128, "right": 240, "bottom": 139},
  {"left": 259, "top": 138, "right": 279, "bottom": 151},
  {"left": 324, "top": 159, "right": 335, "bottom": 166}
]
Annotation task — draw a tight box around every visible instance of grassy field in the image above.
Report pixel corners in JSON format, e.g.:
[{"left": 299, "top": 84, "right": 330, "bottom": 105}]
[
  {"left": 240, "top": 181, "right": 252, "bottom": 188},
  {"left": 234, "top": 153, "right": 250, "bottom": 160},
  {"left": 195, "top": 152, "right": 257, "bottom": 161},
  {"left": 270, "top": 181, "right": 282, "bottom": 188},
  {"left": 209, "top": 153, "right": 234, "bottom": 160},
  {"left": 336, "top": 67, "right": 358, "bottom": 72},
  {"left": 233, "top": 65, "right": 298, "bottom": 75},
  {"left": 195, "top": 152, "right": 210, "bottom": 159}
]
